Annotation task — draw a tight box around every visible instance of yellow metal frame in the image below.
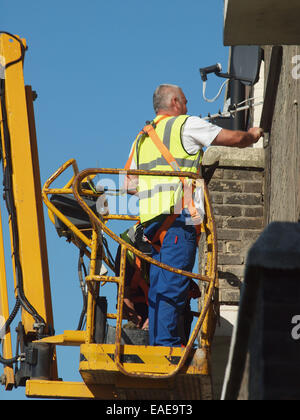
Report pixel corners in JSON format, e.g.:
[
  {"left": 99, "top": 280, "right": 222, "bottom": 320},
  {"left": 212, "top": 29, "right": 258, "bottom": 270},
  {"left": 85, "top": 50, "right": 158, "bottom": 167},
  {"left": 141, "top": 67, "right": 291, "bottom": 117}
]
[
  {"left": 37, "top": 158, "right": 218, "bottom": 398},
  {"left": 0, "top": 33, "right": 57, "bottom": 386},
  {"left": 73, "top": 167, "right": 217, "bottom": 380}
]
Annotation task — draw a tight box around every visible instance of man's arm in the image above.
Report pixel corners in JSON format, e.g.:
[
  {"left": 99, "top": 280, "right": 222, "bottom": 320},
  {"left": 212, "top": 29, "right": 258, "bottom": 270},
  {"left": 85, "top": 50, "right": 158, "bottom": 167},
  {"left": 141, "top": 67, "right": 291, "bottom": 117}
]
[{"left": 212, "top": 127, "right": 263, "bottom": 148}]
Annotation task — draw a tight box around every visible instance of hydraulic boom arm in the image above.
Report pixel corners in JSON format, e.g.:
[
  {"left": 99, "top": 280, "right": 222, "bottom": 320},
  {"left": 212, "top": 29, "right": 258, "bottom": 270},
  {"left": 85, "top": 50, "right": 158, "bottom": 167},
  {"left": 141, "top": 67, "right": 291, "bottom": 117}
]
[{"left": 0, "top": 32, "right": 57, "bottom": 388}]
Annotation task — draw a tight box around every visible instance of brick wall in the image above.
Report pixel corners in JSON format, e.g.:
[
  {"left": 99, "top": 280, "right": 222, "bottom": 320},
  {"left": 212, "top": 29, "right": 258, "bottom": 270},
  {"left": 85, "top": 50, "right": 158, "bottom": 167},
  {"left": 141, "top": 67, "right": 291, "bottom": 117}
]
[{"left": 200, "top": 146, "right": 265, "bottom": 304}]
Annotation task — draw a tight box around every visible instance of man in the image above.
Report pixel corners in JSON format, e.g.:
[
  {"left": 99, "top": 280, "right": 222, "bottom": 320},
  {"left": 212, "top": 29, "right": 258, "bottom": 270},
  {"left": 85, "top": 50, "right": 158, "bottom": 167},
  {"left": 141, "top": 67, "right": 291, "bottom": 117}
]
[{"left": 125, "top": 84, "right": 263, "bottom": 347}]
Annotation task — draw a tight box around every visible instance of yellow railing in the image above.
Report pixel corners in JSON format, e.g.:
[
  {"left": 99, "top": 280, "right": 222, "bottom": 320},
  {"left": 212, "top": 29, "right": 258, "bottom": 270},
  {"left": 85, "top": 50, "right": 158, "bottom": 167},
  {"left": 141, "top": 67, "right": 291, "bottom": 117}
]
[{"left": 42, "top": 158, "right": 218, "bottom": 380}]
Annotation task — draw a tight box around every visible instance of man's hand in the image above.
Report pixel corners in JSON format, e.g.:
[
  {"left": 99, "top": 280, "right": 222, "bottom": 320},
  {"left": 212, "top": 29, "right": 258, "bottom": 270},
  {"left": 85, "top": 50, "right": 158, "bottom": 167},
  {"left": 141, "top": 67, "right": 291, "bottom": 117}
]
[
  {"left": 142, "top": 318, "right": 149, "bottom": 330},
  {"left": 123, "top": 297, "right": 142, "bottom": 328},
  {"left": 248, "top": 127, "right": 264, "bottom": 143},
  {"left": 124, "top": 174, "right": 139, "bottom": 195}
]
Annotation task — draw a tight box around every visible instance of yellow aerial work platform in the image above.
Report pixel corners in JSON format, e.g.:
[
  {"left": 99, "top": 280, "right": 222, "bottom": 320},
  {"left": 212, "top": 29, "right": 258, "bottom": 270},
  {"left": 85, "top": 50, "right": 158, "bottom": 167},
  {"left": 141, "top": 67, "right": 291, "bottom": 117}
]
[
  {"left": 0, "top": 32, "right": 218, "bottom": 400},
  {"left": 26, "top": 161, "right": 218, "bottom": 400}
]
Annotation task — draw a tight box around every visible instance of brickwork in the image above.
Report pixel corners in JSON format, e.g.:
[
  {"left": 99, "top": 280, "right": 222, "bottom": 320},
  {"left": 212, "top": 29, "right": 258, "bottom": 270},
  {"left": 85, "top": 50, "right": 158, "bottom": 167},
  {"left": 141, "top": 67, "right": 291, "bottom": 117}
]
[{"left": 200, "top": 147, "right": 265, "bottom": 304}]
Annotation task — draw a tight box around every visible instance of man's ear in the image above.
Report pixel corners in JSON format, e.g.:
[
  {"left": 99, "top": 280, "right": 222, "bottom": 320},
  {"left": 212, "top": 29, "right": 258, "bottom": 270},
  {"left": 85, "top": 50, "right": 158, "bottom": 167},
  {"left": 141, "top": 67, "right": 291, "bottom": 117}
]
[{"left": 172, "top": 96, "right": 179, "bottom": 110}]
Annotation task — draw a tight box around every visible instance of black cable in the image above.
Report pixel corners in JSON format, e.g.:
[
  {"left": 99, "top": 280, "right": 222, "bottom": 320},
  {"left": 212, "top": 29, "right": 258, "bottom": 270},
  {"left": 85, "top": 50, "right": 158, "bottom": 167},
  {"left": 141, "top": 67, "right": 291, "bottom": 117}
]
[
  {"left": 77, "top": 249, "right": 87, "bottom": 331},
  {"left": 0, "top": 31, "right": 27, "bottom": 69},
  {"left": 0, "top": 297, "right": 21, "bottom": 338},
  {"left": 0, "top": 354, "right": 19, "bottom": 365},
  {"left": 102, "top": 236, "right": 116, "bottom": 272},
  {"left": 0, "top": 297, "right": 21, "bottom": 365}
]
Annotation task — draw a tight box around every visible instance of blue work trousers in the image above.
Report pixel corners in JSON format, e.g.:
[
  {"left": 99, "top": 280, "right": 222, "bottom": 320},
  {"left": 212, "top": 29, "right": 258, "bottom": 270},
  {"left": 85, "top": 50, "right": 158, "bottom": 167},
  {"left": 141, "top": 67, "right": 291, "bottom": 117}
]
[{"left": 144, "top": 211, "right": 197, "bottom": 347}]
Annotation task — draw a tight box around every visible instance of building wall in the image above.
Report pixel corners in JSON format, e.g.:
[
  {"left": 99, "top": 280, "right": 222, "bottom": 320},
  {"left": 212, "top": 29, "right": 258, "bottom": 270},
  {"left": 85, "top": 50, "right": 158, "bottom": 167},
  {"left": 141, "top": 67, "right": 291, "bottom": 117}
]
[
  {"left": 201, "top": 146, "right": 265, "bottom": 304},
  {"left": 201, "top": 145, "right": 265, "bottom": 400},
  {"left": 253, "top": 63, "right": 265, "bottom": 148},
  {"left": 264, "top": 45, "right": 300, "bottom": 224},
  {"left": 201, "top": 46, "right": 300, "bottom": 303}
]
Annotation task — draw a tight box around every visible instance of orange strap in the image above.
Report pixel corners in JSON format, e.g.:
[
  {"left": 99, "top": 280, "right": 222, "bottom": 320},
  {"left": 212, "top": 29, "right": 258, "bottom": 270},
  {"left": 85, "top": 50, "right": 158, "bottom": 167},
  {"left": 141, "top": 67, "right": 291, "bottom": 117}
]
[
  {"left": 151, "top": 212, "right": 202, "bottom": 252},
  {"left": 143, "top": 124, "right": 182, "bottom": 172},
  {"left": 124, "top": 116, "right": 171, "bottom": 170},
  {"left": 125, "top": 118, "right": 202, "bottom": 251},
  {"left": 142, "top": 123, "right": 199, "bottom": 221},
  {"left": 151, "top": 213, "right": 178, "bottom": 251},
  {"left": 124, "top": 142, "right": 136, "bottom": 170}
]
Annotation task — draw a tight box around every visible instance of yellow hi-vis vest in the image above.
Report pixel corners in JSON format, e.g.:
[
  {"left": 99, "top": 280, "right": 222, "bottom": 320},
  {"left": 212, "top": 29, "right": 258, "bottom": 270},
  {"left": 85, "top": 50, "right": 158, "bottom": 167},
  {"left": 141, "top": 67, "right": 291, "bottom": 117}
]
[{"left": 133, "top": 115, "right": 203, "bottom": 224}]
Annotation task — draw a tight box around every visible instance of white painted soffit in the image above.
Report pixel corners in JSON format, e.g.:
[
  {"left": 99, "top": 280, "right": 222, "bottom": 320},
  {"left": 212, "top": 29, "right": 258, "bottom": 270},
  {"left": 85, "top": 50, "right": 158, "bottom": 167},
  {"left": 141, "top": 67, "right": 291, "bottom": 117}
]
[{"left": 224, "top": 0, "right": 300, "bottom": 46}]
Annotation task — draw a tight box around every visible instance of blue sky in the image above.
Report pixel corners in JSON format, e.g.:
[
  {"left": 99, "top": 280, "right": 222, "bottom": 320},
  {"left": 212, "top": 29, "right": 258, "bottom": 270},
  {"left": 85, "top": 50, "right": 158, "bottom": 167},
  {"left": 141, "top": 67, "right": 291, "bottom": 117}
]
[{"left": 1, "top": 0, "right": 228, "bottom": 400}]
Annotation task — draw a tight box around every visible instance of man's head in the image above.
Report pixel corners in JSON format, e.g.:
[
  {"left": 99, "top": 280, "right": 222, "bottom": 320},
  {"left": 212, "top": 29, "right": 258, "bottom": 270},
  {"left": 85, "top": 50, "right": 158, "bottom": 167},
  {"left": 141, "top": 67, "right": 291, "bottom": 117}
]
[{"left": 153, "top": 84, "right": 188, "bottom": 116}]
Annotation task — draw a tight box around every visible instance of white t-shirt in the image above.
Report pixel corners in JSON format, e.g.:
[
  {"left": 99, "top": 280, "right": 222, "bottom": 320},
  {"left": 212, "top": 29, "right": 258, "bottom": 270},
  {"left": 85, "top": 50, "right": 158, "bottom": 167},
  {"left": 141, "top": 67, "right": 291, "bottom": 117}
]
[{"left": 181, "top": 116, "right": 222, "bottom": 154}]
